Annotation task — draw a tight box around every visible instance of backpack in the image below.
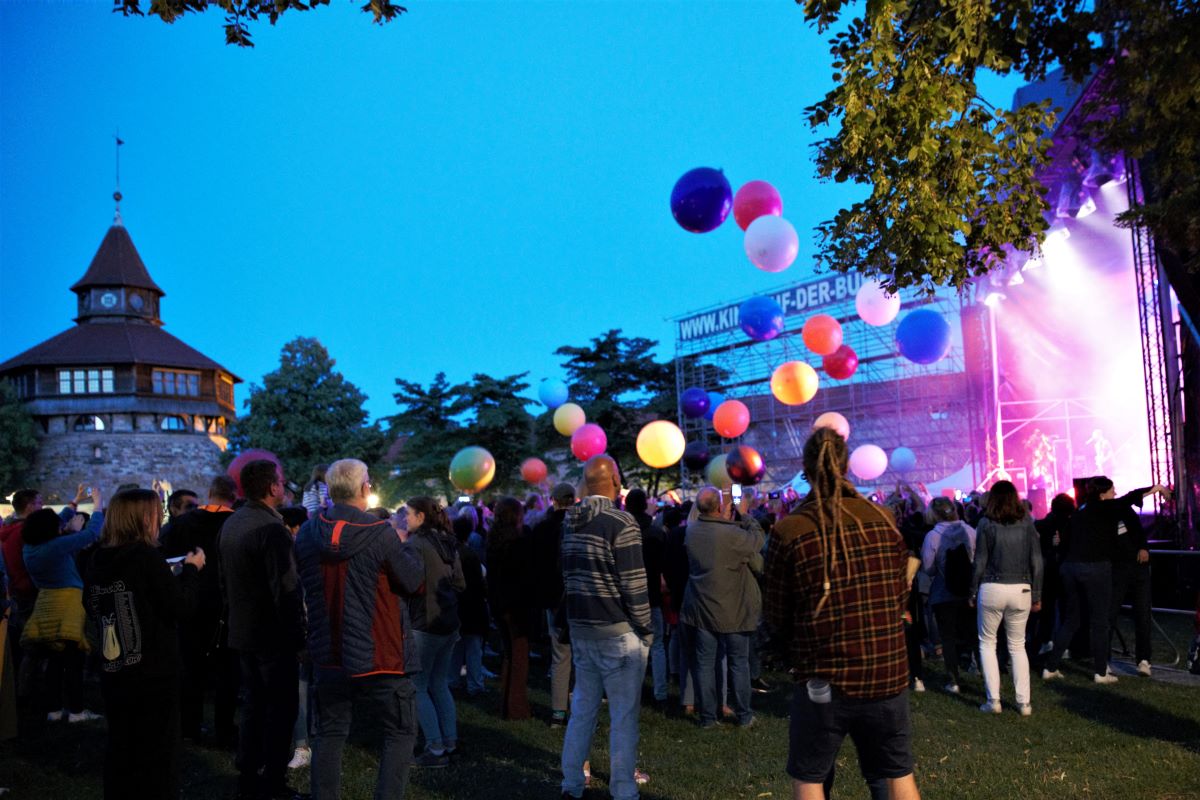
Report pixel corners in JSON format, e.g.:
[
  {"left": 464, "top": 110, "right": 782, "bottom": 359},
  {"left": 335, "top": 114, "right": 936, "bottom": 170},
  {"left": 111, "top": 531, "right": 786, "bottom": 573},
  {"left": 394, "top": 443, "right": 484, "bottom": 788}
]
[{"left": 943, "top": 541, "right": 973, "bottom": 597}]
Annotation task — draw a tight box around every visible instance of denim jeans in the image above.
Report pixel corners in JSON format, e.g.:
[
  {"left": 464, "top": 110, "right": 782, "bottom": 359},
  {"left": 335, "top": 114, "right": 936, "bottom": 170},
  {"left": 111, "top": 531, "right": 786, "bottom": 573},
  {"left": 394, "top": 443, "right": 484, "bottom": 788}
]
[
  {"left": 413, "top": 630, "right": 459, "bottom": 751},
  {"left": 561, "top": 631, "right": 648, "bottom": 800},
  {"left": 1049, "top": 560, "right": 1113, "bottom": 675},
  {"left": 546, "top": 610, "right": 573, "bottom": 713},
  {"left": 649, "top": 608, "right": 668, "bottom": 701},
  {"left": 293, "top": 664, "right": 312, "bottom": 748},
  {"left": 452, "top": 634, "right": 485, "bottom": 694},
  {"left": 311, "top": 674, "right": 417, "bottom": 800},
  {"left": 691, "top": 627, "right": 752, "bottom": 725}
]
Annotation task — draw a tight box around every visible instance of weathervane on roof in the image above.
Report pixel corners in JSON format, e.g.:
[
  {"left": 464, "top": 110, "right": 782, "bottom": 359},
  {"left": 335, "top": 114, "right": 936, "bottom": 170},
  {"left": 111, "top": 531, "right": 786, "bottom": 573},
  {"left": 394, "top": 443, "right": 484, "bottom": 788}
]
[{"left": 113, "top": 130, "right": 124, "bottom": 226}]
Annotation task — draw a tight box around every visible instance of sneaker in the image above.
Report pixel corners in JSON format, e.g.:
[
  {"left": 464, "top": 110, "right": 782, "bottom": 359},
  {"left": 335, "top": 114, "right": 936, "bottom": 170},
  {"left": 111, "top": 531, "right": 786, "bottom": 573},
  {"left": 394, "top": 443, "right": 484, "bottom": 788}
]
[
  {"left": 634, "top": 769, "right": 650, "bottom": 785},
  {"left": 737, "top": 716, "right": 757, "bottom": 729},
  {"left": 46, "top": 709, "right": 65, "bottom": 722},
  {"left": 1137, "top": 660, "right": 1152, "bottom": 677},
  {"left": 1042, "top": 668, "right": 1064, "bottom": 681},
  {"left": 1062, "top": 648, "right": 1071, "bottom": 660},
  {"left": 979, "top": 701, "right": 1001, "bottom": 714},
  {"left": 944, "top": 683, "right": 960, "bottom": 694},
  {"left": 67, "top": 709, "right": 103, "bottom": 724},
  {"left": 1019, "top": 704, "right": 1033, "bottom": 717},
  {"left": 912, "top": 678, "right": 926, "bottom": 693},
  {"left": 751, "top": 677, "right": 773, "bottom": 694},
  {"left": 413, "top": 750, "right": 450, "bottom": 768},
  {"left": 1038, "top": 641, "right": 1054, "bottom": 655},
  {"left": 550, "top": 711, "right": 568, "bottom": 728},
  {"left": 287, "top": 746, "right": 311, "bottom": 770},
  {"left": 1094, "top": 672, "right": 1119, "bottom": 685}
]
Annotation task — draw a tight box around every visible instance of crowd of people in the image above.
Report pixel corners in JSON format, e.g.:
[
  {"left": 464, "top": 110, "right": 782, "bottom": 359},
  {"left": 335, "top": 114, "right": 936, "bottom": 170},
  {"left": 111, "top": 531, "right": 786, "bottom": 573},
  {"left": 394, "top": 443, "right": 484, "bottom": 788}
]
[{"left": 0, "top": 434, "right": 1172, "bottom": 800}]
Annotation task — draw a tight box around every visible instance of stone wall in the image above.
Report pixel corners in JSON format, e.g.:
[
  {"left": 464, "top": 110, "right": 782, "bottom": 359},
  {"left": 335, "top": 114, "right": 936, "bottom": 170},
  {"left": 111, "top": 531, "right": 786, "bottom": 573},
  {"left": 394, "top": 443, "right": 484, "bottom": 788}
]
[{"left": 30, "top": 429, "right": 227, "bottom": 502}]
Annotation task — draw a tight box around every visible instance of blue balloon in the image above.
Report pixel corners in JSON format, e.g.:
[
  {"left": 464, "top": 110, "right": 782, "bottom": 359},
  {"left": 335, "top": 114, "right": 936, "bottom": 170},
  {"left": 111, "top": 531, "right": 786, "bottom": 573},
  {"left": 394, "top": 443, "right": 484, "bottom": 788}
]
[
  {"left": 538, "top": 378, "right": 569, "bottom": 409},
  {"left": 704, "top": 392, "right": 725, "bottom": 421},
  {"left": 739, "top": 296, "right": 785, "bottom": 342},
  {"left": 681, "top": 387, "right": 711, "bottom": 419},
  {"left": 671, "top": 167, "right": 732, "bottom": 233},
  {"left": 896, "top": 308, "right": 952, "bottom": 365},
  {"left": 891, "top": 446, "right": 917, "bottom": 472}
]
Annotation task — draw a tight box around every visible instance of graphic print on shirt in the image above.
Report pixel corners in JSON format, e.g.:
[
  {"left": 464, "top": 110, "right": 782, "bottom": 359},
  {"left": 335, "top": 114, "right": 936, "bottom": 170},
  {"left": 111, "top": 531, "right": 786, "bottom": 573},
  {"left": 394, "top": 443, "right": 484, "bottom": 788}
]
[{"left": 88, "top": 581, "right": 144, "bottom": 671}]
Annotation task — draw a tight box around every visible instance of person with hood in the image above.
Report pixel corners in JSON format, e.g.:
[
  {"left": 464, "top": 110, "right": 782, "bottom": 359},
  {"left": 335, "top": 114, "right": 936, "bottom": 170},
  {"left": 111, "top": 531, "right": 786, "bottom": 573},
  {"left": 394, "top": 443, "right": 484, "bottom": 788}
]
[
  {"left": 405, "top": 496, "right": 466, "bottom": 768},
  {"left": 560, "top": 455, "right": 652, "bottom": 800},
  {"left": 920, "top": 497, "right": 977, "bottom": 693},
  {"left": 294, "top": 458, "right": 424, "bottom": 800},
  {"left": 84, "top": 488, "right": 205, "bottom": 800}
]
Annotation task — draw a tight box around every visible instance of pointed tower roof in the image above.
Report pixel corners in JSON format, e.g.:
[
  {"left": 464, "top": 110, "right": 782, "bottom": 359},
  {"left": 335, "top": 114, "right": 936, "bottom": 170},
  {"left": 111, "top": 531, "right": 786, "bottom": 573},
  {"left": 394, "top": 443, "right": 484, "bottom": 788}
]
[{"left": 69, "top": 223, "right": 164, "bottom": 296}]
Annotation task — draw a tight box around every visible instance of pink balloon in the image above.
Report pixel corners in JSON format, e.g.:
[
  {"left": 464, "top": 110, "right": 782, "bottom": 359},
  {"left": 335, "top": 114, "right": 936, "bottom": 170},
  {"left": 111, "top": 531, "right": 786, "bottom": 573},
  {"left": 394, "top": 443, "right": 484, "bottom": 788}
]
[
  {"left": 733, "top": 180, "right": 783, "bottom": 231},
  {"left": 823, "top": 344, "right": 858, "bottom": 380},
  {"left": 571, "top": 423, "right": 608, "bottom": 461},
  {"left": 227, "top": 449, "right": 283, "bottom": 499},
  {"left": 849, "top": 444, "right": 888, "bottom": 481}
]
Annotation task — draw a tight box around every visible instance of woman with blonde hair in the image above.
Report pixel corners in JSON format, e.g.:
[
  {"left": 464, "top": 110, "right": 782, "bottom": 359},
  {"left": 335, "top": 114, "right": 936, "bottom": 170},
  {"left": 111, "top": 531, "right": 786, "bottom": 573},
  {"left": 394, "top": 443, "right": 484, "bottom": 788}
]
[{"left": 83, "top": 488, "right": 205, "bottom": 800}]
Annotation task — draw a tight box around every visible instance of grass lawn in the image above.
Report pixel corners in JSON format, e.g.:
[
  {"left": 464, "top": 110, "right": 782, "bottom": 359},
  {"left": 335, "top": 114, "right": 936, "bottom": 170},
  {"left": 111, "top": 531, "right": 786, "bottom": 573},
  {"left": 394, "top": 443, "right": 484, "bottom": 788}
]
[{"left": 3, "top": 614, "right": 1199, "bottom": 799}]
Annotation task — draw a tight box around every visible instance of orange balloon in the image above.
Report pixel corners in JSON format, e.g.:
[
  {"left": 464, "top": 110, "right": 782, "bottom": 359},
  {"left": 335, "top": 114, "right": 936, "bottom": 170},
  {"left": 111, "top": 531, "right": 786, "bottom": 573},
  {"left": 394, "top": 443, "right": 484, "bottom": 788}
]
[
  {"left": 520, "top": 457, "right": 548, "bottom": 484},
  {"left": 802, "top": 314, "right": 843, "bottom": 356},
  {"left": 712, "top": 399, "right": 750, "bottom": 438},
  {"left": 771, "top": 361, "right": 819, "bottom": 405}
]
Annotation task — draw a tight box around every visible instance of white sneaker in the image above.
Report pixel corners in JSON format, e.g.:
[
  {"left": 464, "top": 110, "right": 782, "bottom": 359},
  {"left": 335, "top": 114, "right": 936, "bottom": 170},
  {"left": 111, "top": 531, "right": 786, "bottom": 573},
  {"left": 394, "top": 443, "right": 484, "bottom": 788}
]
[
  {"left": 979, "top": 701, "right": 1001, "bottom": 714},
  {"left": 1038, "top": 641, "right": 1054, "bottom": 655},
  {"left": 1019, "top": 704, "right": 1033, "bottom": 717},
  {"left": 67, "top": 709, "right": 103, "bottom": 723},
  {"left": 1093, "top": 672, "right": 1119, "bottom": 685},
  {"left": 1042, "top": 668, "right": 1064, "bottom": 681},
  {"left": 288, "top": 746, "right": 311, "bottom": 769},
  {"left": 944, "top": 683, "right": 960, "bottom": 694},
  {"left": 46, "top": 709, "right": 65, "bottom": 722},
  {"left": 912, "top": 678, "right": 926, "bottom": 693},
  {"left": 1137, "top": 660, "right": 1152, "bottom": 677},
  {"left": 1062, "top": 649, "right": 1071, "bottom": 660}
]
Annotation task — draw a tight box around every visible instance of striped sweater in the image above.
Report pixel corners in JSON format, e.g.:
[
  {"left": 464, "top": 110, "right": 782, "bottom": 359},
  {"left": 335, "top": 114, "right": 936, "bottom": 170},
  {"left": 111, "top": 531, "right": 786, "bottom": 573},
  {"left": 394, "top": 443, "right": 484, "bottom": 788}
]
[{"left": 561, "top": 496, "right": 652, "bottom": 641}]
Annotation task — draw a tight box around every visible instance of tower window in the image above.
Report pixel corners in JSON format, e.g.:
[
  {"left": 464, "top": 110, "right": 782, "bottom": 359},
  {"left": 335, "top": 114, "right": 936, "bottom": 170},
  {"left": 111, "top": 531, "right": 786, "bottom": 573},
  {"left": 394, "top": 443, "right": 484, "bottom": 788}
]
[
  {"left": 73, "top": 415, "right": 106, "bottom": 432},
  {"left": 58, "top": 368, "right": 114, "bottom": 394},
  {"left": 152, "top": 369, "right": 200, "bottom": 396},
  {"left": 160, "top": 415, "right": 188, "bottom": 432}
]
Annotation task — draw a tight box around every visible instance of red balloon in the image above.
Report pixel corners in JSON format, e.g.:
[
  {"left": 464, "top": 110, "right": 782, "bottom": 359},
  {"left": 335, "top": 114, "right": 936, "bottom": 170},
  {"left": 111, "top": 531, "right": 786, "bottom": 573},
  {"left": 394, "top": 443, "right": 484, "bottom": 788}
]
[
  {"left": 520, "top": 457, "right": 548, "bottom": 484},
  {"left": 823, "top": 344, "right": 859, "bottom": 380},
  {"left": 226, "top": 448, "right": 283, "bottom": 499},
  {"left": 712, "top": 399, "right": 750, "bottom": 439},
  {"left": 733, "top": 180, "right": 783, "bottom": 231},
  {"left": 802, "top": 314, "right": 843, "bottom": 356}
]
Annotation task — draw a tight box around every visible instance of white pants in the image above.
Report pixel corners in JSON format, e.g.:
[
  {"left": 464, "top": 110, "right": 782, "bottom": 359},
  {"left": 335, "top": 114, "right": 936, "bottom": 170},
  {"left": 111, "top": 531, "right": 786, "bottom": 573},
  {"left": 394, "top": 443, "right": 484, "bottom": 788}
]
[{"left": 977, "top": 582, "right": 1032, "bottom": 706}]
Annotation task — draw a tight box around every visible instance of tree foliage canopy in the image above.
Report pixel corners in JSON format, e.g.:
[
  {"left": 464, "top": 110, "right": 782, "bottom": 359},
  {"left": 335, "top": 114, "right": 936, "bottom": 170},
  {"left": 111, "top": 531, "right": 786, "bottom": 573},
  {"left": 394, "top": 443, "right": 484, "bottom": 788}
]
[
  {"left": 0, "top": 379, "right": 40, "bottom": 496},
  {"left": 225, "top": 336, "right": 385, "bottom": 484}
]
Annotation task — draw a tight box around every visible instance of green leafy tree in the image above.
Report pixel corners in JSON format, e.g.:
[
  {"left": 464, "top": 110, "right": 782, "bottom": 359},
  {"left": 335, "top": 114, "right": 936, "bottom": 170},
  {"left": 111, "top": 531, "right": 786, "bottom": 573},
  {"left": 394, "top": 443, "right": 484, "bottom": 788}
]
[
  {"left": 384, "top": 372, "right": 466, "bottom": 502},
  {"left": 0, "top": 379, "right": 40, "bottom": 495},
  {"left": 453, "top": 372, "right": 535, "bottom": 496},
  {"left": 225, "top": 337, "right": 385, "bottom": 486},
  {"left": 801, "top": 0, "right": 1199, "bottom": 293}
]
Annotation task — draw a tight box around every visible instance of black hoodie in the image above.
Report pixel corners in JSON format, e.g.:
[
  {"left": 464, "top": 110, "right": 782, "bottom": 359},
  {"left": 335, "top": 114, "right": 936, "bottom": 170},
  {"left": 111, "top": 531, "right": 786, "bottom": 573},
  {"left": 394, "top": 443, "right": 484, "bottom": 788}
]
[{"left": 409, "top": 527, "right": 466, "bottom": 635}]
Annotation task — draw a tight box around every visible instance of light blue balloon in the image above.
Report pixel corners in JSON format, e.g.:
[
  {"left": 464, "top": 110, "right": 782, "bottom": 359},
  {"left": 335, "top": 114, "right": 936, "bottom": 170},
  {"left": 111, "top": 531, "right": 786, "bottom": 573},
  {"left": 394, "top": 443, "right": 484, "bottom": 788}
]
[
  {"left": 704, "top": 392, "right": 725, "bottom": 421},
  {"left": 891, "top": 446, "right": 917, "bottom": 472},
  {"left": 538, "top": 379, "right": 569, "bottom": 409}
]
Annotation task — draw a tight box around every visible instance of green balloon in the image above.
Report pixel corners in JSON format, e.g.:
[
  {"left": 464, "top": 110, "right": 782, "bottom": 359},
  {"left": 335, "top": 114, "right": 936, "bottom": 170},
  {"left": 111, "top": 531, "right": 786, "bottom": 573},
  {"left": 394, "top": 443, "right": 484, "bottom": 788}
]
[
  {"left": 705, "top": 453, "right": 732, "bottom": 489},
  {"left": 449, "top": 446, "right": 496, "bottom": 493}
]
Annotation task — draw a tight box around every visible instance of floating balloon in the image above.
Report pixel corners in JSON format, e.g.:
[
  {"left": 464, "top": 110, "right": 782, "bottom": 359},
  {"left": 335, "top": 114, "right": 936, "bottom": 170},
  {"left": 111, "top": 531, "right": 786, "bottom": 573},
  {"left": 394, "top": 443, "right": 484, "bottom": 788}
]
[
  {"left": 706, "top": 454, "right": 733, "bottom": 489},
  {"left": 450, "top": 446, "right": 496, "bottom": 493},
  {"left": 553, "top": 402, "right": 586, "bottom": 436},
  {"left": 744, "top": 215, "right": 799, "bottom": 273},
  {"left": 733, "top": 180, "right": 783, "bottom": 231},
  {"left": 538, "top": 379, "right": 569, "bottom": 409},
  {"left": 683, "top": 440, "right": 711, "bottom": 471},
  {"left": 849, "top": 444, "right": 888, "bottom": 481},
  {"left": 739, "top": 296, "right": 785, "bottom": 342},
  {"left": 712, "top": 399, "right": 750, "bottom": 438},
  {"left": 855, "top": 279, "right": 902, "bottom": 326},
  {"left": 520, "top": 457, "right": 548, "bottom": 485},
  {"left": 812, "top": 411, "right": 850, "bottom": 440},
  {"left": 637, "top": 420, "right": 686, "bottom": 469},
  {"left": 891, "top": 446, "right": 917, "bottom": 473},
  {"left": 227, "top": 448, "right": 283, "bottom": 499},
  {"left": 725, "top": 445, "right": 766, "bottom": 485},
  {"left": 681, "top": 386, "right": 711, "bottom": 419},
  {"left": 896, "top": 308, "right": 952, "bottom": 364},
  {"left": 771, "top": 361, "right": 819, "bottom": 406},
  {"left": 802, "top": 314, "right": 843, "bottom": 356},
  {"left": 671, "top": 167, "right": 733, "bottom": 233},
  {"left": 704, "top": 392, "right": 725, "bottom": 421},
  {"left": 571, "top": 423, "right": 608, "bottom": 461},
  {"left": 823, "top": 344, "right": 859, "bottom": 380}
]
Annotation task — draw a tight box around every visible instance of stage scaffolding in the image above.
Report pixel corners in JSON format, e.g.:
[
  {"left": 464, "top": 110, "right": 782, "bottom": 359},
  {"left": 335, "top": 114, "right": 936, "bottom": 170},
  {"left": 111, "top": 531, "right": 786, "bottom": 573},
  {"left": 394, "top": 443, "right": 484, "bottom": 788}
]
[{"left": 671, "top": 279, "right": 981, "bottom": 493}]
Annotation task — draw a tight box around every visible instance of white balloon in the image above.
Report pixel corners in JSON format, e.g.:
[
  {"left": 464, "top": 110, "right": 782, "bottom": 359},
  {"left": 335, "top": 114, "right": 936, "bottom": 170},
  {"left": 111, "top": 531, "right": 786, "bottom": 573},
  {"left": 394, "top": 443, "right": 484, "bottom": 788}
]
[
  {"left": 849, "top": 444, "right": 888, "bottom": 481},
  {"left": 812, "top": 412, "right": 850, "bottom": 441},
  {"left": 855, "top": 279, "right": 902, "bottom": 326},
  {"left": 744, "top": 216, "right": 799, "bottom": 273}
]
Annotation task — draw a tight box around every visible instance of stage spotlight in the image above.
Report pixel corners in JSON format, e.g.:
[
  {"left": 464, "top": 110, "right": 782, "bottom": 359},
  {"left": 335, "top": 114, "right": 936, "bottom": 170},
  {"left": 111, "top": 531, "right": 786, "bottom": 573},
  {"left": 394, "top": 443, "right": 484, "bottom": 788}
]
[
  {"left": 983, "top": 291, "right": 1006, "bottom": 308},
  {"left": 1082, "top": 150, "right": 1127, "bottom": 189},
  {"left": 1056, "top": 176, "right": 1096, "bottom": 219}
]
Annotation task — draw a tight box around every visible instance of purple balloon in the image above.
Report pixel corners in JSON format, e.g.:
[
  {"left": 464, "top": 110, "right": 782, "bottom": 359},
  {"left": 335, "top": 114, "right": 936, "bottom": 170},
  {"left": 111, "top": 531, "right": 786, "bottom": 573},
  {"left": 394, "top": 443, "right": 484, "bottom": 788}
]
[
  {"left": 739, "top": 296, "right": 785, "bottom": 342},
  {"left": 671, "top": 167, "right": 733, "bottom": 233},
  {"left": 681, "top": 386, "right": 711, "bottom": 419},
  {"left": 683, "top": 440, "right": 711, "bottom": 471}
]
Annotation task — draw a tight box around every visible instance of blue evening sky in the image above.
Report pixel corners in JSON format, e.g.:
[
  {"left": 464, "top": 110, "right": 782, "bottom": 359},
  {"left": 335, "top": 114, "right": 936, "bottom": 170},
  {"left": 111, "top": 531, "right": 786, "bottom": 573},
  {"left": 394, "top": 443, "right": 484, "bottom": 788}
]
[{"left": 0, "top": 1, "right": 1023, "bottom": 422}]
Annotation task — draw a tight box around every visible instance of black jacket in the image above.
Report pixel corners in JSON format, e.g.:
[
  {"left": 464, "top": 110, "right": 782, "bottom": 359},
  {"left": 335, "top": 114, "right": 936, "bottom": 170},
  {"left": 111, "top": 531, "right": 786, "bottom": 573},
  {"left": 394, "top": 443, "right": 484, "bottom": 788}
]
[
  {"left": 1067, "top": 488, "right": 1150, "bottom": 564},
  {"left": 457, "top": 544, "right": 490, "bottom": 637},
  {"left": 219, "top": 500, "right": 305, "bottom": 653},
  {"left": 530, "top": 508, "right": 568, "bottom": 610},
  {"left": 160, "top": 506, "right": 233, "bottom": 626},
  {"left": 632, "top": 511, "right": 666, "bottom": 609},
  {"left": 409, "top": 527, "right": 466, "bottom": 635},
  {"left": 663, "top": 523, "right": 689, "bottom": 615}
]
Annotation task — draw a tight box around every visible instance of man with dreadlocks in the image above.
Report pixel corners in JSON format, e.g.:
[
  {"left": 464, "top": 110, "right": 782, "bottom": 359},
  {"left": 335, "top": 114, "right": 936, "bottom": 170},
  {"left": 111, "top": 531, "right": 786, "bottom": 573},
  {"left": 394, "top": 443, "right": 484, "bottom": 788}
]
[{"left": 765, "top": 428, "right": 921, "bottom": 800}]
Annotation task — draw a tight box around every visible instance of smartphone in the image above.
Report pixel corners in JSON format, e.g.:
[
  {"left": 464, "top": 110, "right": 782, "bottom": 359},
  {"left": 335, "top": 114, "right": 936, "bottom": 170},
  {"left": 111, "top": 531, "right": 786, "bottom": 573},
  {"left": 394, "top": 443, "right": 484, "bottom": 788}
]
[
  {"left": 457, "top": 496, "right": 471, "bottom": 504},
  {"left": 731, "top": 483, "right": 743, "bottom": 504},
  {"left": 768, "top": 491, "right": 780, "bottom": 499}
]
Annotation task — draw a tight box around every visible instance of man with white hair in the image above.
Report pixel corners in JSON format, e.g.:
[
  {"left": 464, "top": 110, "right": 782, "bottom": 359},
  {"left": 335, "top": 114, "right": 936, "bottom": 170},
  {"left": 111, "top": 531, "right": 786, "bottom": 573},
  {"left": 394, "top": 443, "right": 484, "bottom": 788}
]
[{"left": 295, "top": 459, "right": 425, "bottom": 800}]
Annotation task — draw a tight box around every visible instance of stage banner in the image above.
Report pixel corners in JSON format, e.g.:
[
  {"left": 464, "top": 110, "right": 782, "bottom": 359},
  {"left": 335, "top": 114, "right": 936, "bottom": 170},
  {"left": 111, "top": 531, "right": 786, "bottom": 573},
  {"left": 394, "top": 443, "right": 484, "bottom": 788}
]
[{"left": 676, "top": 273, "right": 866, "bottom": 343}]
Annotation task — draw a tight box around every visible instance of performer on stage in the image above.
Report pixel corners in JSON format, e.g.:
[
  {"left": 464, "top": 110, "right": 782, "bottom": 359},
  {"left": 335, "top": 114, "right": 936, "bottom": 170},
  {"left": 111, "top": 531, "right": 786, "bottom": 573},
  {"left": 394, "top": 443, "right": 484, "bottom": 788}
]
[{"left": 1086, "top": 429, "right": 1114, "bottom": 475}]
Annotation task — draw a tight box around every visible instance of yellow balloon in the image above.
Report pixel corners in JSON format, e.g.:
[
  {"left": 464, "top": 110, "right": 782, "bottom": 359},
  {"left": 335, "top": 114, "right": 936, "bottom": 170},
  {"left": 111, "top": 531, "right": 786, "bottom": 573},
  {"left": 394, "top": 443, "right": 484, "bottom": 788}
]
[
  {"left": 771, "top": 361, "right": 819, "bottom": 405},
  {"left": 636, "top": 420, "right": 686, "bottom": 469},
  {"left": 706, "top": 454, "right": 733, "bottom": 489},
  {"left": 553, "top": 402, "right": 586, "bottom": 436}
]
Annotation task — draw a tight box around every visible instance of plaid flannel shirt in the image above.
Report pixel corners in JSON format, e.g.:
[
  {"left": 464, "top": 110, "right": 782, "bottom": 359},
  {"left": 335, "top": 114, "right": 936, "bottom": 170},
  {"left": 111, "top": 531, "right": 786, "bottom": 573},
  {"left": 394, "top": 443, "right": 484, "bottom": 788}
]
[{"left": 765, "top": 495, "right": 911, "bottom": 699}]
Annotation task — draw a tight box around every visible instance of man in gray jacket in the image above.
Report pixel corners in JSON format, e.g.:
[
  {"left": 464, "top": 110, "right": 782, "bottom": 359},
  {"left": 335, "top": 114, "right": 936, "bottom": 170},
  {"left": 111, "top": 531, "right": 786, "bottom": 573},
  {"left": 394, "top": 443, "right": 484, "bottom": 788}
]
[{"left": 681, "top": 485, "right": 765, "bottom": 728}]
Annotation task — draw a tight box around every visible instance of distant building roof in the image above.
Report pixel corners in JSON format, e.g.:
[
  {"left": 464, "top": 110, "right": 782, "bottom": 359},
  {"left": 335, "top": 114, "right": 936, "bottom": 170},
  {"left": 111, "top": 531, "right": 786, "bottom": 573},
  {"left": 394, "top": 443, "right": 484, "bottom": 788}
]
[
  {"left": 69, "top": 224, "right": 164, "bottom": 296},
  {"left": 0, "top": 321, "right": 240, "bottom": 381}
]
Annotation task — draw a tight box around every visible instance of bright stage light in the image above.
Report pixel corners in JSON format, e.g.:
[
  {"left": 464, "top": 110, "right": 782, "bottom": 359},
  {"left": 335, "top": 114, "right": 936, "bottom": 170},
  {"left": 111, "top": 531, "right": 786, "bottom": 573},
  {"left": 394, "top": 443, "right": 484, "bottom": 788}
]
[
  {"left": 1056, "top": 177, "right": 1096, "bottom": 219},
  {"left": 983, "top": 291, "right": 1006, "bottom": 308},
  {"left": 1083, "top": 150, "right": 1127, "bottom": 189}
]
